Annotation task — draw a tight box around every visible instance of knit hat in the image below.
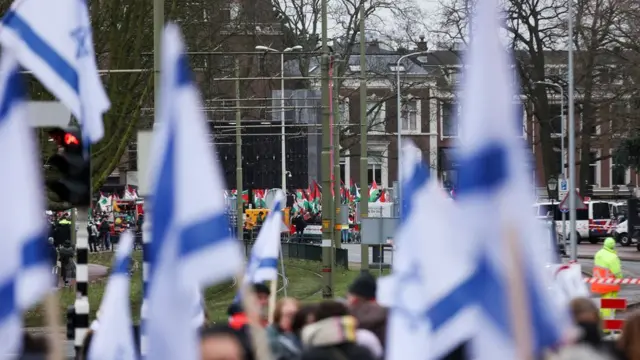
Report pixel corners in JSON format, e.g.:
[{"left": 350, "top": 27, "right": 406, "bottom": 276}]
[{"left": 348, "top": 272, "right": 377, "bottom": 300}]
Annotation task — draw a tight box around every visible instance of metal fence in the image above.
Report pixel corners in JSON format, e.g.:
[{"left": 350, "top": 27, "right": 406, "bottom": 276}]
[{"left": 240, "top": 241, "right": 349, "bottom": 268}]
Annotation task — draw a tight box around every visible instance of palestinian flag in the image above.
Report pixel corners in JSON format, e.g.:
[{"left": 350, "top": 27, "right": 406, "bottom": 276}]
[{"left": 368, "top": 180, "right": 380, "bottom": 202}]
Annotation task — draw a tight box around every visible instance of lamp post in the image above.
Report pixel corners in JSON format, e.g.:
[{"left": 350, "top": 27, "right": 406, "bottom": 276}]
[
  {"left": 548, "top": 176, "right": 558, "bottom": 200},
  {"left": 396, "top": 51, "right": 428, "bottom": 217},
  {"left": 255, "top": 45, "right": 303, "bottom": 194},
  {"left": 628, "top": 182, "right": 636, "bottom": 198},
  {"left": 534, "top": 81, "right": 566, "bottom": 244}
]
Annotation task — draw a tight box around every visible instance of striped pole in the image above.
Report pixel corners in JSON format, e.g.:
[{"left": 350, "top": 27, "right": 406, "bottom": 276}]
[
  {"left": 140, "top": 200, "right": 152, "bottom": 357},
  {"left": 74, "top": 207, "right": 90, "bottom": 353}
]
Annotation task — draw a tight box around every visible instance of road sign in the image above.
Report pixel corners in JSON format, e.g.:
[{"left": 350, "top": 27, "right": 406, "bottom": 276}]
[
  {"left": 558, "top": 190, "right": 587, "bottom": 211},
  {"left": 559, "top": 179, "right": 568, "bottom": 199},
  {"left": 560, "top": 179, "right": 568, "bottom": 191}
]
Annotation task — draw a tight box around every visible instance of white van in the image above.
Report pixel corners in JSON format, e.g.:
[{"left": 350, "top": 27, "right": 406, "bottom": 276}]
[{"left": 533, "top": 201, "right": 619, "bottom": 244}]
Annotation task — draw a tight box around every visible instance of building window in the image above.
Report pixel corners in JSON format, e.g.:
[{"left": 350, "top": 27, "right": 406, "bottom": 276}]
[
  {"left": 339, "top": 161, "right": 347, "bottom": 185},
  {"left": 338, "top": 99, "right": 350, "bottom": 127},
  {"left": 367, "top": 101, "right": 385, "bottom": 132},
  {"left": 588, "top": 151, "right": 598, "bottom": 187},
  {"left": 612, "top": 164, "right": 627, "bottom": 186},
  {"left": 548, "top": 104, "right": 563, "bottom": 136},
  {"left": 229, "top": 2, "right": 240, "bottom": 20},
  {"left": 611, "top": 102, "right": 630, "bottom": 137},
  {"left": 368, "top": 151, "right": 383, "bottom": 186},
  {"left": 401, "top": 100, "right": 418, "bottom": 132},
  {"left": 442, "top": 101, "right": 458, "bottom": 137}
]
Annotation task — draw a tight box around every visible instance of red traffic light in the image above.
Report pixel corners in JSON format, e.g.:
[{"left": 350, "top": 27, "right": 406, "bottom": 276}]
[
  {"left": 48, "top": 128, "right": 82, "bottom": 149},
  {"left": 64, "top": 133, "right": 79, "bottom": 145}
]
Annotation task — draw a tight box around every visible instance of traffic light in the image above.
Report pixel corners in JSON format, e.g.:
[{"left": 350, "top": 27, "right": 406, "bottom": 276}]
[
  {"left": 46, "top": 127, "right": 90, "bottom": 206},
  {"left": 66, "top": 306, "right": 75, "bottom": 340}
]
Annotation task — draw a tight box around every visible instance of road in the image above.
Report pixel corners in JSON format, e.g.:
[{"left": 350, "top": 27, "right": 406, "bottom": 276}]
[{"left": 343, "top": 243, "right": 640, "bottom": 317}]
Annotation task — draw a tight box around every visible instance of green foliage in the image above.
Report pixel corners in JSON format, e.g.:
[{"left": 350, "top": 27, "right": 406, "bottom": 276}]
[{"left": 612, "top": 134, "right": 640, "bottom": 172}]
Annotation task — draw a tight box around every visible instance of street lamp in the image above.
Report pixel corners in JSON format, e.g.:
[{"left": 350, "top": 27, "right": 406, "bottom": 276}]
[
  {"left": 628, "top": 182, "right": 636, "bottom": 198},
  {"left": 255, "top": 45, "right": 303, "bottom": 193},
  {"left": 396, "top": 50, "right": 428, "bottom": 217},
  {"left": 548, "top": 176, "right": 558, "bottom": 201},
  {"left": 534, "top": 81, "right": 566, "bottom": 246}
]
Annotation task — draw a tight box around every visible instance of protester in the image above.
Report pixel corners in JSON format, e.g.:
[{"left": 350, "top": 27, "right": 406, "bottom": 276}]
[
  {"left": 617, "top": 310, "right": 640, "bottom": 360},
  {"left": 346, "top": 272, "right": 388, "bottom": 346},
  {"left": 200, "top": 325, "right": 249, "bottom": 360},
  {"left": 58, "top": 239, "right": 75, "bottom": 286},
  {"left": 300, "top": 301, "right": 376, "bottom": 360},
  {"left": 87, "top": 221, "right": 98, "bottom": 253},
  {"left": 291, "top": 303, "right": 317, "bottom": 341},
  {"left": 266, "top": 298, "right": 302, "bottom": 360},
  {"left": 229, "top": 283, "right": 272, "bottom": 330}
]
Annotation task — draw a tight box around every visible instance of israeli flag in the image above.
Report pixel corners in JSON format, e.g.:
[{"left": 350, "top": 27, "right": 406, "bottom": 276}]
[
  {"left": 1, "top": 0, "right": 110, "bottom": 143},
  {"left": 386, "top": 142, "right": 476, "bottom": 360},
  {"left": 88, "top": 231, "right": 137, "bottom": 360},
  {"left": 451, "top": 0, "right": 573, "bottom": 356},
  {"left": 0, "top": 54, "right": 50, "bottom": 356},
  {"left": 245, "top": 192, "right": 285, "bottom": 284},
  {"left": 145, "top": 23, "right": 244, "bottom": 360}
]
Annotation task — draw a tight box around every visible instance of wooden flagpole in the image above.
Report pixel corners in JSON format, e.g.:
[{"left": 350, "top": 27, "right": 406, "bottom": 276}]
[
  {"left": 44, "top": 293, "right": 64, "bottom": 360},
  {"left": 504, "top": 226, "right": 534, "bottom": 360}
]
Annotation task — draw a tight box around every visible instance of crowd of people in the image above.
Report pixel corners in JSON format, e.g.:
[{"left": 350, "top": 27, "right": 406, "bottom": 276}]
[{"left": 15, "top": 270, "right": 640, "bottom": 360}]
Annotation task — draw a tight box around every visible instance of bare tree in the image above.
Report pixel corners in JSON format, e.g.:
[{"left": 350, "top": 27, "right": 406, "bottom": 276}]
[{"left": 433, "top": 0, "right": 640, "bottom": 193}]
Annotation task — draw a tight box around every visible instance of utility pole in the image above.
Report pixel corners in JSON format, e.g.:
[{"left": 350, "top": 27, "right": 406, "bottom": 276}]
[
  {"left": 333, "top": 66, "right": 342, "bottom": 251},
  {"left": 320, "top": 0, "right": 333, "bottom": 298},
  {"left": 141, "top": 0, "right": 163, "bottom": 355},
  {"left": 154, "top": 0, "right": 163, "bottom": 109},
  {"left": 567, "top": 0, "right": 577, "bottom": 261},
  {"left": 235, "top": 61, "right": 244, "bottom": 242},
  {"left": 359, "top": 2, "right": 369, "bottom": 272}
]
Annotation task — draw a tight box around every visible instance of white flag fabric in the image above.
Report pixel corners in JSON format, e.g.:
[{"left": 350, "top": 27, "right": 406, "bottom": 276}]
[
  {"left": 0, "top": 54, "right": 50, "bottom": 356},
  {"left": 386, "top": 142, "right": 476, "bottom": 360},
  {"left": 1, "top": 0, "right": 110, "bottom": 143},
  {"left": 245, "top": 192, "right": 285, "bottom": 284},
  {"left": 88, "top": 232, "right": 136, "bottom": 360},
  {"left": 450, "top": 0, "right": 573, "bottom": 356},
  {"left": 145, "top": 23, "right": 244, "bottom": 360}
]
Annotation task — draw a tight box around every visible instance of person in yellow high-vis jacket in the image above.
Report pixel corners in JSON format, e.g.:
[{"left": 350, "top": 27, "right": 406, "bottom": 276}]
[{"left": 591, "top": 237, "right": 622, "bottom": 322}]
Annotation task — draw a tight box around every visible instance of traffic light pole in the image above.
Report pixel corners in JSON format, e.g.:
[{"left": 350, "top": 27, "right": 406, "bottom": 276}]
[
  {"left": 320, "top": 0, "right": 333, "bottom": 299},
  {"left": 74, "top": 206, "right": 90, "bottom": 354}
]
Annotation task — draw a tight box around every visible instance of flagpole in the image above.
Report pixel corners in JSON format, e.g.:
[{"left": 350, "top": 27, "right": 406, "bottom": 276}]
[{"left": 235, "top": 61, "right": 244, "bottom": 242}]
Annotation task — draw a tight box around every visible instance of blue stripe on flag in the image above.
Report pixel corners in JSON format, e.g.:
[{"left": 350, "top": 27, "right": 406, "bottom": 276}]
[
  {"left": 149, "top": 125, "right": 176, "bottom": 275},
  {"left": 0, "top": 278, "right": 15, "bottom": 323},
  {"left": 21, "top": 232, "right": 48, "bottom": 269},
  {"left": 176, "top": 54, "right": 191, "bottom": 87},
  {"left": 267, "top": 200, "right": 283, "bottom": 219},
  {"left": 2, "top": 12, "right": 79, "bottom": 94},
  {"left": 456, "top": 144, "right": 507, "bottom": 196},
  {"left": 401, "top": 163, "right": 429, "bottom": 223},
  {"left": 0, "top": 67, "right": 24, "bottom": 123},
  {"left": 426, "top": 252, "right": 510, "bottom": 335},
  {"left": 112, "top": 255, "right": 131, "bottom": 275},
  {"left": 179, "top": 213, "right": 232, "bottom": 258},
  {"left": 257, "top": 257, "right": 278, "bottom": 269},
  {"left": 452, "top": 143, "right": 560, "bottom": 350}
]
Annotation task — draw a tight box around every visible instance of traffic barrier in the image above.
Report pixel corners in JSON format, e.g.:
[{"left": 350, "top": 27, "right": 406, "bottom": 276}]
[
  {"left": 583, "top": 278, "right": 640, "bottom": 285},
  {"left": 596, "top": 298, "right": 627, "bottom": 331}
]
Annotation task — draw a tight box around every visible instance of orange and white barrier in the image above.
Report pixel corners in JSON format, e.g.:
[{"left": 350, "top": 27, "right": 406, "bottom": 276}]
[{"left": 583, "top": 278, "right": 640, "bottom": 285}]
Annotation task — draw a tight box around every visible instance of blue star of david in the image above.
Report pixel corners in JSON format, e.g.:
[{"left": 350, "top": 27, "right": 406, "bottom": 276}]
[
  {"left": 391, "top": 259, "right": 429, "bottom": 330},
  {"left": 70, "top": 26, "right": 90, "bottom": 59}
]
